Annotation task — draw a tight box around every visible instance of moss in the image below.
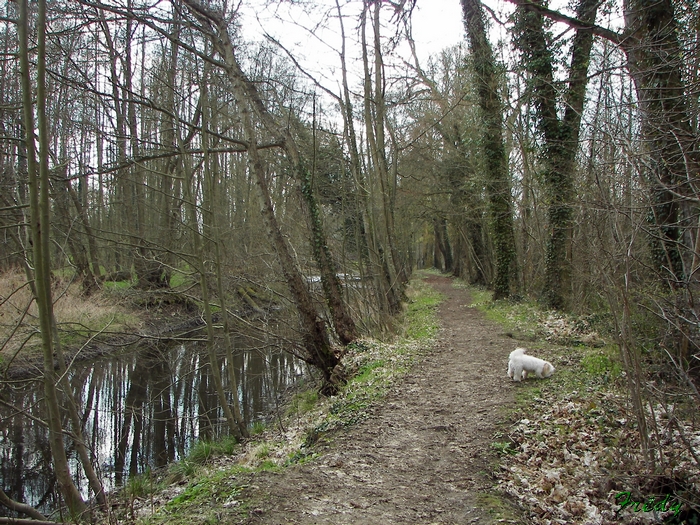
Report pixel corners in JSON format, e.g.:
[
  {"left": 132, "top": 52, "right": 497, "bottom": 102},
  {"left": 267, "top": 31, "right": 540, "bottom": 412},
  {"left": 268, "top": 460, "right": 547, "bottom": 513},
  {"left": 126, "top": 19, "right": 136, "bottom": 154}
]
[{"left": 475, "top": 492, "right": 523, "bottom": 521}]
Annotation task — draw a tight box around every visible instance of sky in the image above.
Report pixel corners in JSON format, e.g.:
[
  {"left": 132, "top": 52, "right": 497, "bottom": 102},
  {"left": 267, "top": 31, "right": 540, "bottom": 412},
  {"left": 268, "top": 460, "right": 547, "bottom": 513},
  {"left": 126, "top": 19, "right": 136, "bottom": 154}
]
[
  {"left": 238, "top": 0, "right": 468, "bottom": 93},
  {"left": 405, "top": 0, "right": 467, "bottom": 63}
]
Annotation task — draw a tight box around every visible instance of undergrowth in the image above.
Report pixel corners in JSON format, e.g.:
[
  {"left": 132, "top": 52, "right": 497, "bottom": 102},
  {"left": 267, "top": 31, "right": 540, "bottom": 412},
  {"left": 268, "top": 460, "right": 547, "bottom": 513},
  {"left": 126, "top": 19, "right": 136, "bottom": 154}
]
[
  {"left": 468, "top": 283, "right": 699, "bottom": 524},
  {"left": 0, "top": 267, "right": 140, "bottom": 367}
]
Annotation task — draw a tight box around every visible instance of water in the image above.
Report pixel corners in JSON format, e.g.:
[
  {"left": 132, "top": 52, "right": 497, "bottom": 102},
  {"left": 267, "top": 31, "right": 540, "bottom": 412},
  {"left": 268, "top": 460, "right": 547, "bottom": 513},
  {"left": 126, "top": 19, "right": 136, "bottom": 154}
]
[{"left": 0, "top": 333, "right": 305, "bottom": 516}]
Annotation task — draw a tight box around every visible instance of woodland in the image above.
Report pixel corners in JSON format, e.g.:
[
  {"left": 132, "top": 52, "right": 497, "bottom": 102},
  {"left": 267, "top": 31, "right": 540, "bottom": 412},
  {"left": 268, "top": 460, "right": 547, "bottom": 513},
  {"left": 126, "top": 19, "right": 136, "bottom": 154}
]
[{"left": 0, "top": 0, "right": 699, "bottom": 521}]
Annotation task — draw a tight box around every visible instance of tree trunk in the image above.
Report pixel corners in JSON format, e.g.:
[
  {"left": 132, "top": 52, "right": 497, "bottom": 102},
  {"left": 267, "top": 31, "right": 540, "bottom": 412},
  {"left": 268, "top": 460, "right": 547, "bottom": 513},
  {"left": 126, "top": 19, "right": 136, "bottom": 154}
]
[
  {"left": 201, "top": 70, "right": 249, "bottom": 438},
  {"left": 18, "top": 0, "right": 87, "bottom": 515},
  {"left": 623, "top": 0, "right": 699, "bottom": 288},
  {"left": 514, "top": 0, "right": 598, "bottom": 309},
  {"left": 361, "top": 2, "right": 405, "bottom": 312},
  {"left": 183, "top": 0, "right": 357, "bottom": 349},
  {"left": 462, "top": 0, "right": 517, "bottom": 299},
  {"left": 250, "top": 106, "right": 342, "bottom": 391},
  {"left": 335, "top": 0, "right": 394, "bottom": 323},
  {"left": 184, "top": 5, "right": 343, "bottom": 387}
]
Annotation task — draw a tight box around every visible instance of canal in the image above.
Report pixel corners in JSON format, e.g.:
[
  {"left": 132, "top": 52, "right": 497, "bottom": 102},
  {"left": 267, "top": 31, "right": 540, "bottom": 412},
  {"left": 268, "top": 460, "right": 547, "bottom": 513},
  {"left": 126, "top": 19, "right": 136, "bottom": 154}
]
[{"left": 0, "top": 331, "right": 304, "bottom": 516}]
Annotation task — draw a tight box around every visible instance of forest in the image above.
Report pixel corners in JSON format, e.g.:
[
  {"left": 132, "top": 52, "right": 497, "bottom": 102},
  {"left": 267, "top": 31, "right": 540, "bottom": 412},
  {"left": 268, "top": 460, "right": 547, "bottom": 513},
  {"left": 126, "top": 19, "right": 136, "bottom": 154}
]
[{"left": 0, "top": 0, "right": 699, "bottom": 521}]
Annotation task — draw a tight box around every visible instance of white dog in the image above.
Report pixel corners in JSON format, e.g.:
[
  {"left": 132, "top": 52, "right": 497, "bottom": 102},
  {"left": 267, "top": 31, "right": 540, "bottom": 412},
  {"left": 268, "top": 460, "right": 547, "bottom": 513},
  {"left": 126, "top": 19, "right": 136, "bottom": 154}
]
[{"left": 507, "top": 347, "right": 555, "bottom": 381}]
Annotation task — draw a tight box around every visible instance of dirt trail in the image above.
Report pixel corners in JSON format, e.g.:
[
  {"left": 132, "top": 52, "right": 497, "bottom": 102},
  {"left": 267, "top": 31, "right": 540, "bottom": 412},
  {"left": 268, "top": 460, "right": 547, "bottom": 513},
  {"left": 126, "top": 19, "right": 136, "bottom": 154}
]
[{"left": 238, "top": 276, "right": 520, "bottom": 524}]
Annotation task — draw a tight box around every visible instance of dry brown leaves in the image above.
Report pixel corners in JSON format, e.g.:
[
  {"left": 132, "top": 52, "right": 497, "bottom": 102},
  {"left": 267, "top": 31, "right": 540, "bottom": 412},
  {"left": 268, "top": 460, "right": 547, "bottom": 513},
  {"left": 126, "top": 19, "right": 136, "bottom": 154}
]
[{"left": 496, "top": 388, "right": 699, "bottom": 524}]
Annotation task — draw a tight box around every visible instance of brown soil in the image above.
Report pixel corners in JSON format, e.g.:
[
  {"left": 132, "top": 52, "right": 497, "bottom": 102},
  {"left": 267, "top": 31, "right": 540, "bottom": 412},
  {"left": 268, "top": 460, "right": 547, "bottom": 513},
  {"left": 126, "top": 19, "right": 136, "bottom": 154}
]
[{"left": 235, "top": 276, "right": 524, "bottom": 524}]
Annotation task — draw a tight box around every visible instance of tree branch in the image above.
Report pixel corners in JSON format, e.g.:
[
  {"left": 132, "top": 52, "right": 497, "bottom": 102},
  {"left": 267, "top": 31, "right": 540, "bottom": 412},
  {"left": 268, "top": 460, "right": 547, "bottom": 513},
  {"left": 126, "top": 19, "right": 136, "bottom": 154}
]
[{"left": 504, "top": 0, "right": 624, "bottom": 46}]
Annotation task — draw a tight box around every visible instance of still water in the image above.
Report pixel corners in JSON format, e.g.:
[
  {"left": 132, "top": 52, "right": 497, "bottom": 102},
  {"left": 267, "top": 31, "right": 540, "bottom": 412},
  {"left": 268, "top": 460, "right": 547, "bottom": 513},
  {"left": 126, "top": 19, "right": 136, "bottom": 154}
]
[{"left": 0, "top": 333, "right": 304, "bottom": 515}]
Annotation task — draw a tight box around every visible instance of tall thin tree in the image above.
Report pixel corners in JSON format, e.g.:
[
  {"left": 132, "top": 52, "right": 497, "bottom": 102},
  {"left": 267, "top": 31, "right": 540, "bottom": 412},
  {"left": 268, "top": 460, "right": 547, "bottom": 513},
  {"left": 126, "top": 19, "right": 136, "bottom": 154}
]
[{"left": 18, "top": 0, "right": 87, "bottom": 515}]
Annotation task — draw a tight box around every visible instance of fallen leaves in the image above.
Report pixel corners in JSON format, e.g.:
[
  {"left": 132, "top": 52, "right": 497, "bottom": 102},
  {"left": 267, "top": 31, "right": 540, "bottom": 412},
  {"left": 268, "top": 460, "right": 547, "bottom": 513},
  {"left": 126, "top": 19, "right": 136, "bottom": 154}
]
[{"left": 495, "top": 389, "right": 700, "bottom": 524}]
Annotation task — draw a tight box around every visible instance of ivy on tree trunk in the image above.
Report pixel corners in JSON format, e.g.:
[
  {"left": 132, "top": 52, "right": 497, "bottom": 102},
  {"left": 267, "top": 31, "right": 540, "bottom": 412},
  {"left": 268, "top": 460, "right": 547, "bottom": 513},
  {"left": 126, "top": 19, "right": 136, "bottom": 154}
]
[
  {"left": 462, "top": 0, "right": 517, "bottom": 300},
  {"left": 513, "top": 0, "right": 598, "bottom": 309}
]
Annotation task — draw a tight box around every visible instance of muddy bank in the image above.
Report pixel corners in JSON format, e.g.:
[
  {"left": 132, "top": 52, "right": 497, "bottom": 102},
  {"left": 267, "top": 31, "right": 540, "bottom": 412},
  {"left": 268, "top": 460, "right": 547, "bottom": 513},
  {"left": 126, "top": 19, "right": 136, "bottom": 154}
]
[{"left": 1, "top": 288, "right": 274, "bottom": 381}]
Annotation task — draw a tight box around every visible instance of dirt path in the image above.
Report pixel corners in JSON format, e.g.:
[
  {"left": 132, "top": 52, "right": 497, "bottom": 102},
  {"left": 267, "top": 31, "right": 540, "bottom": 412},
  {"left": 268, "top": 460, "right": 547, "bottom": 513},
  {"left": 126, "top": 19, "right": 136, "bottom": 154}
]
[{"left": 238, "top": 276, "right": 520, "bottom": 524}]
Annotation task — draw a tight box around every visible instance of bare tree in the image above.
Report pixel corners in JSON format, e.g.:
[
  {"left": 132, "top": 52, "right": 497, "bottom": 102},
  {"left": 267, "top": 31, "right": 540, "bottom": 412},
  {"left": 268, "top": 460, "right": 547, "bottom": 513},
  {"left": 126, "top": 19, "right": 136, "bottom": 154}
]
[
  {"left": 361, "top": 1, "right": 408, "bottom": 309},
  {"left": 177, "top": 0, "right": 350, "bottom": 393},
  {"left": 18, "top": 0, "right": 87, "bottom": 515}
]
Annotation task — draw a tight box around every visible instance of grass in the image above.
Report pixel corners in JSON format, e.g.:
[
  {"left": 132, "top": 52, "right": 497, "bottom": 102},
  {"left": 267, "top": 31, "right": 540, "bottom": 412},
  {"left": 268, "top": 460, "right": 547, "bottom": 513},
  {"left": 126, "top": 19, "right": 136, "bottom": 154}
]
[
  {"left": 103, "top": 280, "right": 133, "bottom": 290},
  {"left": 125, "top": 467, "right": 157, "bottom": 499},
  {"left": 467, "top": 285, "right": 541, "bottom": 341},
  {"left": 250, "top": 420, "right": 266, "bottom": 435},
  {"left": 159, "top": 467, "right": 243, "bottom": 524},
  {"left": 285, "top": 388, "right": 319, "bottom": 418},
  {"left": 169, "top": 269, "right": 191, "bottom": 289},
  {"left": 402, "top": 277, "right": 444, "bottom": 340},
  {"left": 580, "top": 345, "right": 622, "bottom": 379},
  {"left": 0, "top": 267, "right": 141, "bottom": 367},
  {"left": 116, "top": 435, "right": 245, "bottom": 524},
  {"left": 474, "top": 492, "right": 523, "bottom": 521}
]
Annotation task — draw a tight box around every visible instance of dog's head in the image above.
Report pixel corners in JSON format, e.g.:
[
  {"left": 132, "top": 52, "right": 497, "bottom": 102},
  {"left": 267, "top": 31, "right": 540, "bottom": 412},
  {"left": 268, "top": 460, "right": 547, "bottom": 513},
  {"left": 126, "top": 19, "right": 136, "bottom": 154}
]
[{"left": 542, "top": 362, "right": 555, "bottom": 377}]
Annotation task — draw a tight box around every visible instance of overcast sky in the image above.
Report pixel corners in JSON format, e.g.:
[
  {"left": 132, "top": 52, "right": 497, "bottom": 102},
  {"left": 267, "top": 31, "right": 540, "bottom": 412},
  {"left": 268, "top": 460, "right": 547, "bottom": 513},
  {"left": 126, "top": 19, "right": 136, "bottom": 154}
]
[{"left": 238, "top": 0, "right": 468, "bottom": 90}]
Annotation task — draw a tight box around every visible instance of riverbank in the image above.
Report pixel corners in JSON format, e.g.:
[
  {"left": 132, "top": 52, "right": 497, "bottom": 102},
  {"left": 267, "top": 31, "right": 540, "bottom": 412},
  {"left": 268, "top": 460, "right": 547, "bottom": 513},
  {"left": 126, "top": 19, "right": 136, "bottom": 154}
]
[
  {"left": 106, "top": 275, "right": 522, "bottom": 524},
  {"left": 0, "top": 268, "right": 267, "bottom": 380},
  {"left": 5, "top": 272, "right": 698, "bottom": 523}
]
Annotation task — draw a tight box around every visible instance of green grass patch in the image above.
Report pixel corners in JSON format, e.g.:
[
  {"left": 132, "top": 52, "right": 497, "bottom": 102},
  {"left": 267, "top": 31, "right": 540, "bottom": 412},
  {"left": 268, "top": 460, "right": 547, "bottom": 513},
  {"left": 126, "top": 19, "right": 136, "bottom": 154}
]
[
  {"left": 124, "top": 467, "right": 160, "bottom": 499},
  {"left": 403, "top": 279, "right": 444, "bottom": 340},
  {"left": 491, "top": 441, "right": 518, "bottom": 456},
  {"left": 165, "top": 435, "right": 240, "bottom": 483},
  {"left": 254, "top": 443, "right": 271, "bottom": 459},
  {"left": 474, "top": 492, "right": 523, "bottom": 521},
  {"left": 188, "top": 440, "right": 215, "bottom": 465},
  {"left": 103, "top": 280, "right": 133, "bottom": 290},
  {"left": 250, "top": 420, "right": 266, "bottom": 435},
  {"left": 166, "top": 468, "right": 241, "bottom": 510},
  {"left": 581, "top": 345, "right": 622, "bottom": 379},
  {"left": 468, "top": 286, "right": 540, "bottom": 340},
  {"left": 169, "top": 267, "right": 193, "bottom": 288},
  {"left": 285, "top": 388, "right": 319, "bottom": 418}
]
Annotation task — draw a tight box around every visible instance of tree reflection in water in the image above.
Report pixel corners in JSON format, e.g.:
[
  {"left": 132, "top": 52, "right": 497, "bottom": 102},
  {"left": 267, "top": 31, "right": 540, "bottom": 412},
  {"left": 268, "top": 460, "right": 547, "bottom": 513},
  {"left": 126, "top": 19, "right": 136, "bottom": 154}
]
[{"left": 0, "top": 334, "right": 304, "bottom": 516}]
